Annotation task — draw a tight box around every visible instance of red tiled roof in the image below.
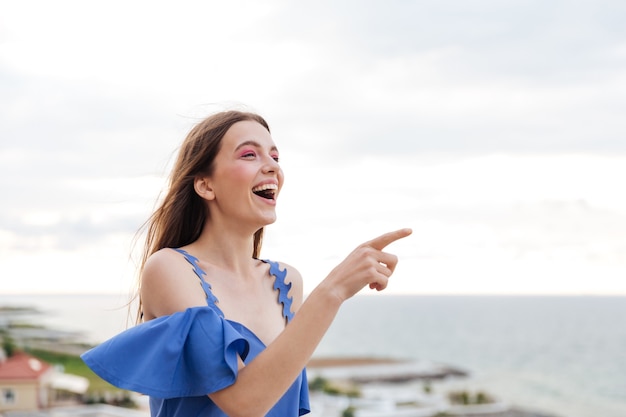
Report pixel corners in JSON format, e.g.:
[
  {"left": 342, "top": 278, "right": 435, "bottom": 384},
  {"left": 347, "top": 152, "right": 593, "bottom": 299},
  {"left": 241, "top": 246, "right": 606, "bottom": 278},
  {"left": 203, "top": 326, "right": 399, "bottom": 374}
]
[{"left": 0, "top": 352, "right": 52, "bottom": 380}]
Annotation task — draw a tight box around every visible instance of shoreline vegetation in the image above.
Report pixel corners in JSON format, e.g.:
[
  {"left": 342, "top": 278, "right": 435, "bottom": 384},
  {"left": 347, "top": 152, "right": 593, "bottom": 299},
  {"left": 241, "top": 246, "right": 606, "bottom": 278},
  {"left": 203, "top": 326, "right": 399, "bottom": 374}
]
[
  {"left": 306, "top": 358, "right": 559, "bottom": 417},
  {"left": 1, "top": 305, "right": 561, "bottom": 417}
]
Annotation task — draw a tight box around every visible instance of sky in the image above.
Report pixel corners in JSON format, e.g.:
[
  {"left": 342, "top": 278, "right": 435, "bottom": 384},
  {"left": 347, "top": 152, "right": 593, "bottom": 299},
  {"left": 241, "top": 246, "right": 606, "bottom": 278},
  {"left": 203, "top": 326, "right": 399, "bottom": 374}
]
[{"left": 1, "top": 0, "right": 625, "bottom": 295}]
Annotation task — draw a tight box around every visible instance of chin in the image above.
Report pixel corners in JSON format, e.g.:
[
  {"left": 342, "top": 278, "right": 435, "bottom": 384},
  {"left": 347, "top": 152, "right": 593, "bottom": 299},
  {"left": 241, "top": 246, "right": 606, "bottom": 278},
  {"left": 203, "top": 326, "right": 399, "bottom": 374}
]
[
  {"left": 262, "top": 216, "right": 277, "bottom": 226},
  {"left": 262, "top": 212, "right": 278, "bottom": 225}
]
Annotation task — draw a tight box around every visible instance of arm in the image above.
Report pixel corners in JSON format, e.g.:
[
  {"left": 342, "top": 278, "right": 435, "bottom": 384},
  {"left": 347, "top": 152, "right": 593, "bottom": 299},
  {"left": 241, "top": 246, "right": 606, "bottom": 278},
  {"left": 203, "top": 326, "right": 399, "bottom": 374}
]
[{"left": 209, "top": 228, "right": 412, "bottom": 417}]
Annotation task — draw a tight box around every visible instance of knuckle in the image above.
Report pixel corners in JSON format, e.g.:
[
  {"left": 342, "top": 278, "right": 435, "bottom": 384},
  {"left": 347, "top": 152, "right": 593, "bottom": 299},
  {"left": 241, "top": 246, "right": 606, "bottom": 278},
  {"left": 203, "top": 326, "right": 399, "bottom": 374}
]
[{"left": 355, "top": 246, "right": 369, "bottom": 256}]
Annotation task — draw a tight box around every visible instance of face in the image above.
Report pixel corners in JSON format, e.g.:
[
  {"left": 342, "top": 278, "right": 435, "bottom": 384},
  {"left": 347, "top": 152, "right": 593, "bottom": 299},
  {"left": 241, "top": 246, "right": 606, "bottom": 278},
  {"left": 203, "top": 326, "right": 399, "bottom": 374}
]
[{"left": 202, "top": 120, "right": 284, "bottom": 229}]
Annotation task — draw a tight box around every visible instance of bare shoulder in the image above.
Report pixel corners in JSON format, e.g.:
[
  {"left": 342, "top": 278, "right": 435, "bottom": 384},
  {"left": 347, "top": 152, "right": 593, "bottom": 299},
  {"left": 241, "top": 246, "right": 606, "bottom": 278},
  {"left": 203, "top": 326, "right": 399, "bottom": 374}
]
[
  {"left": 274, "top": 261, "right": 304, "bottom": 311},
  {"left": 141, "top": 248, "right": 208, "bottom": 320},
  {"left": 142, "top": 248, "right": 187, "bottom": 287},
  {"left": 143, "top": 247, "right": 182, "bottom": 271}
]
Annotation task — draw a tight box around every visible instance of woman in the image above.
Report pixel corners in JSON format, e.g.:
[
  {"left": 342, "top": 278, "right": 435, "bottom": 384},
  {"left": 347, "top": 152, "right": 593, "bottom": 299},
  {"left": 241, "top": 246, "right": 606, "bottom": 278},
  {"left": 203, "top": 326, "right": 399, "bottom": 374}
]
[{"left": 82, "top": 110, "right": 411, "bottom": 417}]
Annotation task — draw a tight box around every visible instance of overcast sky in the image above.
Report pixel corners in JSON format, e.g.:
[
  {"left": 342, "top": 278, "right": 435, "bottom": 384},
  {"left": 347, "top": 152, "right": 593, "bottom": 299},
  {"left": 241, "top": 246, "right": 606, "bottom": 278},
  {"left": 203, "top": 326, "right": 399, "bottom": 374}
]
[{"left": 1, "top": 0, "right": 625, "bottom": 295}]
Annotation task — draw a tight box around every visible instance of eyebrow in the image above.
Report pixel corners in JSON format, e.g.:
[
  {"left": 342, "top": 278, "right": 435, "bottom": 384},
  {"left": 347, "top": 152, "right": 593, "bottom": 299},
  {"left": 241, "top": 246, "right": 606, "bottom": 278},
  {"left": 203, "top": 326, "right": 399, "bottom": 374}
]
[{"left": 234, "top": 140, "right": 279, "bottom": 153}]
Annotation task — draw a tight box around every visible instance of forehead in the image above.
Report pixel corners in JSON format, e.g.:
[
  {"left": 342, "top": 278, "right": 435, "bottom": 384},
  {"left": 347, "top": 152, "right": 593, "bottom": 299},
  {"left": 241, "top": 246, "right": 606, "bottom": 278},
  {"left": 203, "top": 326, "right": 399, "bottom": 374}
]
[{"left": 222, "top": 120, "right": 276, "bottom": 150}]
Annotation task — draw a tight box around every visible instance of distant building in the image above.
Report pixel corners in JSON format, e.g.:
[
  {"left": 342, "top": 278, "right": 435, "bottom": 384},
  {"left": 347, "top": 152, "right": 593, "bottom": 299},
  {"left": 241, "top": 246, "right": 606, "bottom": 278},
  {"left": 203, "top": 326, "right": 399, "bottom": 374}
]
[
  {"left": 0, "top": 351, "right": 89, "bottom": 413},
  {"left": 0, "top": 351, "right": 54, "bottom": 412}
]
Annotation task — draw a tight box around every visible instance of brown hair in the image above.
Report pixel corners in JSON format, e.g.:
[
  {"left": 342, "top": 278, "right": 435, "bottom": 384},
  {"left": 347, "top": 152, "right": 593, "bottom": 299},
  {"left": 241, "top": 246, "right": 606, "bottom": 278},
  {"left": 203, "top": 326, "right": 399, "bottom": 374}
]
[{"left": 135, "top": 110, "right": 270, "bottom": 321}]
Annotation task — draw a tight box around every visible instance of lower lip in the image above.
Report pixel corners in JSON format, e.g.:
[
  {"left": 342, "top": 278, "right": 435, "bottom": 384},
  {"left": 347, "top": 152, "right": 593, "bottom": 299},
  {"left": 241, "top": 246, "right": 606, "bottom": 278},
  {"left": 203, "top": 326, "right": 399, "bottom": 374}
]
[{"left": 253, "top": 194, "right": 277, "bottom": 206}]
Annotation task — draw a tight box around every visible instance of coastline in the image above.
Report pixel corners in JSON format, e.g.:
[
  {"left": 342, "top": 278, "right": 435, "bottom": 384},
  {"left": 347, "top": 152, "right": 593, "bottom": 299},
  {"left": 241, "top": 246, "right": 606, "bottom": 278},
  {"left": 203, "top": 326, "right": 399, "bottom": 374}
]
[
  {"left": 307, "top": 356, "right": 560, "bottom": 417},
  {"left": 4, "top": 295, "right": 624, "bottom": 416}
]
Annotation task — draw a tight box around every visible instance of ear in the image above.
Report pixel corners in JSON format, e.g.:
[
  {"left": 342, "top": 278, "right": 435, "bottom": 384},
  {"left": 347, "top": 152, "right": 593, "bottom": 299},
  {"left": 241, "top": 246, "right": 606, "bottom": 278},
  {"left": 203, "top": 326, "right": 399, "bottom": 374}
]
[{"left": 194, "top": 176, "right": 216, "bottom": 201}]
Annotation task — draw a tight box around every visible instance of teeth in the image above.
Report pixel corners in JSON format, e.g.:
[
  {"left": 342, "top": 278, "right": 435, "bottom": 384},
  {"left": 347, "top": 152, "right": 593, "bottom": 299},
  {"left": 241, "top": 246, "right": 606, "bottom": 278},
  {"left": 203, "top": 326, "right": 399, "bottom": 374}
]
[{"left": 252, "top": 183, "right": 278, "bottom": 192}]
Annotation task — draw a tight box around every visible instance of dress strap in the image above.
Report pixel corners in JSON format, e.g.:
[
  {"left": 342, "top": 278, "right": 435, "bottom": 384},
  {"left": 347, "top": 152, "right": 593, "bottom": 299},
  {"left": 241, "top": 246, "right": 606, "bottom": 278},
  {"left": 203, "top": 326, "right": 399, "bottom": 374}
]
[
  {"left": 172, "top": 248, "right": 224, "bottom": 316},
  {"left": 262, "top": 260, "right": 294, "bottom": 322},
  {"left": 172, "top": 249, "right": 294, "bottom": 323}
]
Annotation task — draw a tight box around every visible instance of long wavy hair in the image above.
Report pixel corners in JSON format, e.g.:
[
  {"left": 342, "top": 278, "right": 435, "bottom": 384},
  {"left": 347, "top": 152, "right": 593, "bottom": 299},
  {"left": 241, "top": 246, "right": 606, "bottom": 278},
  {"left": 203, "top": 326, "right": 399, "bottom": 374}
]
[{"left": 134, "top": 110, "right": 270, "bottom": 322}]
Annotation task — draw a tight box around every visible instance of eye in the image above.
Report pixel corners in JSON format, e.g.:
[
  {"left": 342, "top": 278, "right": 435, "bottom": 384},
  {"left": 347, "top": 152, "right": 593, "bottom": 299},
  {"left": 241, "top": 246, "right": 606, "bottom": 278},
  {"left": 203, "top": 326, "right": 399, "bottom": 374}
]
[
  {"left": 271, "top": 154, "right": 280, "bottom": 162},
  {"left": 241, "top": 150, "right": 256, "bottom": 159}
]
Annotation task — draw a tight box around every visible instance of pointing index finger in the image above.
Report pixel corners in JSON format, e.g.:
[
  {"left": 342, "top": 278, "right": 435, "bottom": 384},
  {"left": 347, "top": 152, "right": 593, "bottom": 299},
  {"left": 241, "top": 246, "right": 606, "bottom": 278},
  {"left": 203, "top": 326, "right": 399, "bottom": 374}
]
[{"left": 366, "top": 228, "right": 412, "bottom": 250}]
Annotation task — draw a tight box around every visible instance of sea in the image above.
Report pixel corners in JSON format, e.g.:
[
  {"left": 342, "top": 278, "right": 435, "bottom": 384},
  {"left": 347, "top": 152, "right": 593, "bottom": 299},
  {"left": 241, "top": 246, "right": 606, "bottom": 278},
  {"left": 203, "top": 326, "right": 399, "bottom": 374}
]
[{"left": 0, "top": 294, "right": 624, "bottom": 417}]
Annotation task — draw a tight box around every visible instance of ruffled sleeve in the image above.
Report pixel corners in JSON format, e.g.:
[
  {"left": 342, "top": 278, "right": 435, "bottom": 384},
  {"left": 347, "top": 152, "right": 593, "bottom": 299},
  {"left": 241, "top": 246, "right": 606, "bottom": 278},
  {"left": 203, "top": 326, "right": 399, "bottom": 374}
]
[
  {"left": 81, "top": 306, "right": 250, "bottom": 398},
  {"left": 299, "top": 369, "right": 310, "bottom": 415}
]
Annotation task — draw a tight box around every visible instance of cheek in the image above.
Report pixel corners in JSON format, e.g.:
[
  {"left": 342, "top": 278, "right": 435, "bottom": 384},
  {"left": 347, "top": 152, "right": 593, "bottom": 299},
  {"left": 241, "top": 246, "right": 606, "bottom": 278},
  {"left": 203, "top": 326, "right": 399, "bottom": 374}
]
[
  {"left": 226, "top": 165, "right": 256, "bottom": 185},
  {"left": 278, "top": 169, "right": 285, "bottom": 188}
]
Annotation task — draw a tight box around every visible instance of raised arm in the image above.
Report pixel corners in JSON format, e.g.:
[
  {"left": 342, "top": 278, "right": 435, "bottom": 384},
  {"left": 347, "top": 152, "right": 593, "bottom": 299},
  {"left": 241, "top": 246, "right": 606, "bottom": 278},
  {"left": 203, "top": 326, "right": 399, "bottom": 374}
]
[{"left": 209, "top": 228, "right": 412, "bottom": 417}]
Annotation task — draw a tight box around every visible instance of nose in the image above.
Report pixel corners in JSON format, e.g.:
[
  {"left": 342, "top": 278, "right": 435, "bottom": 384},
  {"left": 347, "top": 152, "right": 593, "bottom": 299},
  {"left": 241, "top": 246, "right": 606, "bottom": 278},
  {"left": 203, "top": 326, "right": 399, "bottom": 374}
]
[{"left": 262, "top": 155, "right": 280, "bottom": 173}]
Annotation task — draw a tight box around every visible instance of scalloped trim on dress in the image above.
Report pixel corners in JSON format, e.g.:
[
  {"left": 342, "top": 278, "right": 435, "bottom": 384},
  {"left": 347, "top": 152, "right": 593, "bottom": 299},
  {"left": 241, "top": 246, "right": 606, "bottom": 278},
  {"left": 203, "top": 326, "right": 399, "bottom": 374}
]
[
  {"left": 172, "top": 248, "right": 294, "bottom": 322},
  {"left": 263, "top": 260, "right": 294, "bottom": 322},
  {"left": 172, "top": 248, "right": 223, "bottom": 316}
]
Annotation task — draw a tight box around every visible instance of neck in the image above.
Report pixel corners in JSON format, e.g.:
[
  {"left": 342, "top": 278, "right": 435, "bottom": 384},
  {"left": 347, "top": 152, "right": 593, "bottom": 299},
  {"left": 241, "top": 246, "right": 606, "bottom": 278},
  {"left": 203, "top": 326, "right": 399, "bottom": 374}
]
[{"left": 189, "top": 218, "right": 260, "bottom": 275}]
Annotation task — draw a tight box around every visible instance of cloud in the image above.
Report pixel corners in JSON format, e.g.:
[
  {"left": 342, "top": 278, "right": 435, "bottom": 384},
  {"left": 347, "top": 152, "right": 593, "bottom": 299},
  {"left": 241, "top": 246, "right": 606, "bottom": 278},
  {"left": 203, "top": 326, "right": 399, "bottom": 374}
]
[
  {"left": 1, "top": 1, "right": 626, "bottom": 293},
  {"left": 275, "top": 0, "right": 626, "bottom": 80},
  {"left": 2, "top": 0, "right": 626, "bottom": 160},
  {"left": 0, "top": 212, "right": 142, "bottom": 251},
  {"left": 0, "top": 69, "right": 180, "bottom": 156},
  {"left": 261, "top": 0, "right": 626, "bottom": 155}
]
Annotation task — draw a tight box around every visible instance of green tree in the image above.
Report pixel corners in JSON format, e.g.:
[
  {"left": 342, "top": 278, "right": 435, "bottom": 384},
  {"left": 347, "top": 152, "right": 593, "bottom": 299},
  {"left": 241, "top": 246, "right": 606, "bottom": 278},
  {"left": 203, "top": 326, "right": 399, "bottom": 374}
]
[
  {"left": 308, "top": 376, "right": 328, "bottom": 392},
  {"left": 2, "top": 334, "right": 16, "bottom": 357},
  {"left": 342, "top": 406, "right": 356, "bottom": 417}
]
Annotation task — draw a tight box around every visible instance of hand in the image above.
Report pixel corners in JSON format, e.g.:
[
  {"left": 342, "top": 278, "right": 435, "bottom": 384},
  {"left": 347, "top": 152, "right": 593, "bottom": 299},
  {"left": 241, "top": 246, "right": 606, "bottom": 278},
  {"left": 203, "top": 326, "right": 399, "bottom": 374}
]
[{"left": 323, "top": 228, "right": 412, "bottom": 302}]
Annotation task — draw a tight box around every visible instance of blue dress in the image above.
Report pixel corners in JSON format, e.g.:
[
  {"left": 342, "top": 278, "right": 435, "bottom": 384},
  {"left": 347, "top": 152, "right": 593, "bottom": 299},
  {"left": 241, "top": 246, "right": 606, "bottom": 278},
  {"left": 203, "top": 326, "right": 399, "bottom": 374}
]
[{"left": 81, "top": 249, "right": 310, "bottom": 417}]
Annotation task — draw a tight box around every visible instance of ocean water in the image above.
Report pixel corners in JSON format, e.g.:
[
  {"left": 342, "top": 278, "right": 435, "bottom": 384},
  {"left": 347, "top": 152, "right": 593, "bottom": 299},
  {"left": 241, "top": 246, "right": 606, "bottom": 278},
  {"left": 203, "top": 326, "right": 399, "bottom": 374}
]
[{"left": 1, "top": 294, "right": 624, "bottom": 417}]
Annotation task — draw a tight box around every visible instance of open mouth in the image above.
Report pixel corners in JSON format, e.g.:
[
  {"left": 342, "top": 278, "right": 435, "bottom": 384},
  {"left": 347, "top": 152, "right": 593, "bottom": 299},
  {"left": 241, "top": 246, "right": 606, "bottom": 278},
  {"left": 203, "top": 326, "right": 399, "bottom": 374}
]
[{"left": 252, "top": 183, "right": 277, "bottom": 200}]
